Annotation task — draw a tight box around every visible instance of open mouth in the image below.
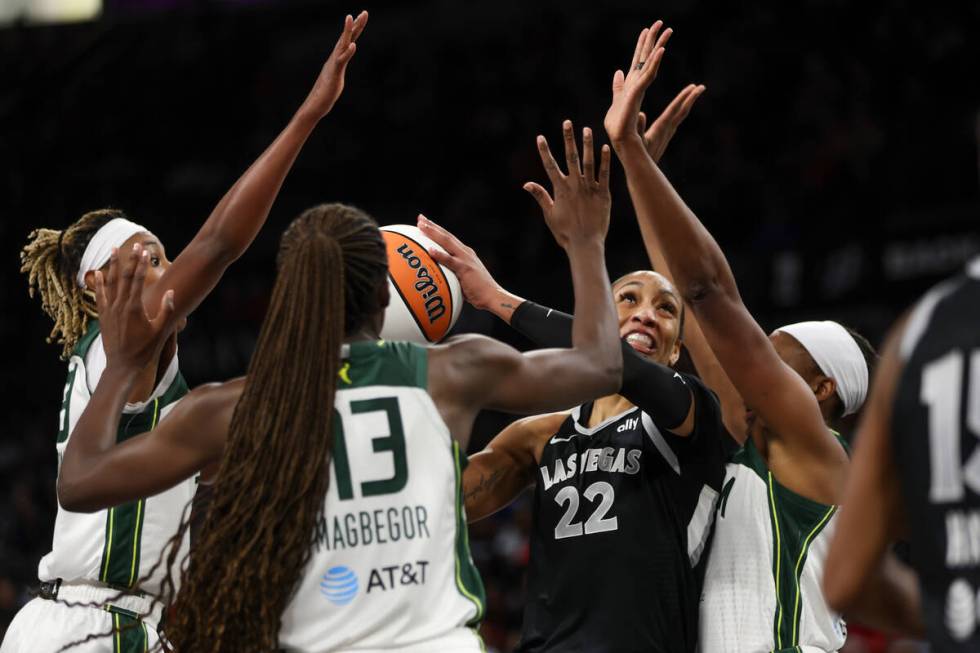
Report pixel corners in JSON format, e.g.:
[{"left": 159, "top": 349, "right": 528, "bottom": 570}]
[{"left": 624, "top": 331, "right": 656, "bottom": 355}]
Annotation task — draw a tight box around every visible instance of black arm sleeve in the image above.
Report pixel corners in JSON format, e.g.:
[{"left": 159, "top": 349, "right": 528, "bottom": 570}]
[{"left": 510, "top": 300, "right": 693, "bottom": 429}]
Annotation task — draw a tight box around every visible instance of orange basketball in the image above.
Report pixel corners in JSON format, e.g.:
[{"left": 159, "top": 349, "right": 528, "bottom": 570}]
[{"left": 380, "top": 225, "right": 463, "bottom": 344}]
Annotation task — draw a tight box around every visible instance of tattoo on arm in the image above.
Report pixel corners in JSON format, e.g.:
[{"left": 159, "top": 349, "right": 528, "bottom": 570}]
[{"left": 465, "top": 467, "right": 506, "bottom": 502}]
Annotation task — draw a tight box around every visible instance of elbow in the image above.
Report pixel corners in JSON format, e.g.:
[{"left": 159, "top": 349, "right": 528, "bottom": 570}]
[
  {"left": 206, "top": 234, "right": 244, "bottom": 266},
  {"left": 680, "top": 273, "right": 725, "bottom": 306},
  {"left": 196, "top": 225, "right": 246, "bottom": 267},
  {"left": 57, "top": 476, "right": 98, "bottom": 513}
]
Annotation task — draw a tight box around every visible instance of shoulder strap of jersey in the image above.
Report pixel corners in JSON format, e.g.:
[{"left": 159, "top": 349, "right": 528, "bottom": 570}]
[
  {"left": 341, "top": 340, "right": 428, "bottom": 390},
  {"left": 72, "top": 319, "right": 102, "bottom": 359}
]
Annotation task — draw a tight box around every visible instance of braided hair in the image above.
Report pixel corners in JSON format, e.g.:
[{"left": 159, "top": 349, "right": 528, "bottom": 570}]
[{"left": 152, "top": 203, "right": 389, "bottom": 652}]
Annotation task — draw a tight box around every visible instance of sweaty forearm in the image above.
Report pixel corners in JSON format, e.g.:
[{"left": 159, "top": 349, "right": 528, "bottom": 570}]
[
  {"left": 615, "top": 138, "right": 737, "bottom": 303},
  {"left": 59, "top": 366, "right": 138, "bottom": 507}
]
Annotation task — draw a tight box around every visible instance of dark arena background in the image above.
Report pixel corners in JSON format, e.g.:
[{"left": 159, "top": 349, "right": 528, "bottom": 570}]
[{"left": 1, "top": 1, "right": 978, "bottom": 650}]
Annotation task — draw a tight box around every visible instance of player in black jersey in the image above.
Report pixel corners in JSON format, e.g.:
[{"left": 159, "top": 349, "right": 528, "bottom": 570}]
[
  {"left": 420, "top": 218, "right": 729, "bottom": 652},
  {"left": 826, "top": 258, "right": 980, "bottom": 651},
  {"left": 416, "top": 39, "right": 731, "bottom": 646}
]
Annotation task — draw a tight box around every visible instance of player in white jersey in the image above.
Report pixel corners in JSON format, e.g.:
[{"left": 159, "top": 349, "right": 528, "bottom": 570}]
[
  {"left": 602, "top": 21, "right": 878, "bottom": 652},
  {"left": 3, "top": 14, "right": 370, "bottom": 653},
  {"left": 55, "top": 124, "right": 623, "bottom": 652}
]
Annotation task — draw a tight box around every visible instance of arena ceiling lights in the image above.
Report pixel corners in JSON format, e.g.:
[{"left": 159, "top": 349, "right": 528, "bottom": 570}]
[{"left": 0, "top": 0, "right": 102, "bottom": 25}]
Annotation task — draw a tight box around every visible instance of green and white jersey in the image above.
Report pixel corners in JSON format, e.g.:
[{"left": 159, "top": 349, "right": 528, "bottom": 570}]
[
  {"left": 699, "top": 437, "right": 846, "bottom": 653},
  {"left": 37, "top": 322, "right": 193, "bottom": 596},
  {"left": 279, "top": 340, "right": 485, "bottom": 653}
]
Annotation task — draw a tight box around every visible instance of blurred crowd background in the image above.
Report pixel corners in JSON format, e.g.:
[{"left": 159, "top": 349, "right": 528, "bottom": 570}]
[{"left": 1, "top": 0, "right": 978, "bottom": 650}]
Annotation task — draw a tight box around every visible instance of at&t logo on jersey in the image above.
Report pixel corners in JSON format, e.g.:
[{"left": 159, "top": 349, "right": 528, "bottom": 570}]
[
  {"left": 319, "top": 561, "right": 430, "bottom": 606},
  {"left": 320, "top": 566, "right": 359, "bottom": 606},
  {"left": 367, "top": 560, "right": 429, "bottom": 593}
]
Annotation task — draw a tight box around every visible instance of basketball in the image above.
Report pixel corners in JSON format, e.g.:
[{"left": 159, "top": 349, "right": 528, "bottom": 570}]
[{"left": 380, "top": 224, "right": 463, "bottom": 344}]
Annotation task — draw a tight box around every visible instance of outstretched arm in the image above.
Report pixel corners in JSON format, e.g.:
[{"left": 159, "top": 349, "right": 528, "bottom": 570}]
[
  {"left": 142, "top": 12, "right": 368, "bottom": 319},
  {"left": 428, "top": 123, "right": 622, "bottom": 444},
  {"left": 626, "top": 76, "right": 747, "bottom": 442},
  {"left": 603, "top": 22, "right": 844, "bottom": 501},
  {"left": 59, "top": 245, "right": 235, "bottom": 511},
  {"left": 824, "top": 318, "right": 924, "bottom": 636}
]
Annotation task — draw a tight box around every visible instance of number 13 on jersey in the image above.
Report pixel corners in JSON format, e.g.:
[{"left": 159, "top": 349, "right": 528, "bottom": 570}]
[{"left": 333, "top": 397, "right": 409, "bottom": 501}]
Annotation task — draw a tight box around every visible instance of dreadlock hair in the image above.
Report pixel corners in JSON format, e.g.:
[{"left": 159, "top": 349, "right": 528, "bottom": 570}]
[
  {"left": 155, "top": 203, "right": 388, "bottom": 652},
  {"left": 20, "top": 209, "right": 124, "bottom": 358}
]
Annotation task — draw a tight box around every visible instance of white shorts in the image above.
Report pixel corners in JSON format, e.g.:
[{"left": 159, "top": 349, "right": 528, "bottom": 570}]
[{"left": 0, "top": 582, "right": 160, "bottom": 653}]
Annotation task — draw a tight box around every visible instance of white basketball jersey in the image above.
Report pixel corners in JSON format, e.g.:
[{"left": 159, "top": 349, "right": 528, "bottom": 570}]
[
  {"left": 699, "top": 437, "right": 846, "bottom": 653},
  {"left": 278, "top": 340, "right": 485, "bottom": 653},
  {"left": 38, "top": 322, "right": 194, "bottom": 596}
]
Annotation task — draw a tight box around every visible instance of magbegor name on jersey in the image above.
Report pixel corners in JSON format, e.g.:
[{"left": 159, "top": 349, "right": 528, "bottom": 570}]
[
  {"left": 540, "top": 446, "right": 642, "bottom": 491},
  {"left": 312, "top": 503, "right": 430, "bottom": 552}
]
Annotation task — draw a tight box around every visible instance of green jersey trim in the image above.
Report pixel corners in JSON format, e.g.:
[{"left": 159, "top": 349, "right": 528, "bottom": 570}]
[
  {"left": 731, "top": 435, "right": 845, "bottom": 651},
  {"left": 99, "top": 399, "right": 160, "bottom": 587},
  {"left": 452, "top": 441, "right": 486, "bottom": 628},
  {"left": 767, "top": 468, "right": 839, "bottom": 650},
  {"left": 109, "top": 608, "right": 149, "bottom": 653}
]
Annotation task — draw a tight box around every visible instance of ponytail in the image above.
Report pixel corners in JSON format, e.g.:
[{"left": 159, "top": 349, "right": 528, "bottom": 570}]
[{"left": 156, "top": 203, "right": 387, "bottom": 652}]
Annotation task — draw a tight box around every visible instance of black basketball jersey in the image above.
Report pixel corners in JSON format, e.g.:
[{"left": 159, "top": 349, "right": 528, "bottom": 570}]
[
  {"left": 892, "top": 257, "right": 980, "bottom": 651},
  {"left": 516, "top": 373, "right": 728, "bottom": 653}
]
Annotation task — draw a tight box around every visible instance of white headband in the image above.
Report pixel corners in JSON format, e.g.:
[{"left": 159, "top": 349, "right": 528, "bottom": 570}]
[
  {"left": 75, "top": 218, "right": 150, "bottom": 287},
  {"left": 776, "top": 320, "right": 869, "bottom": 416}
]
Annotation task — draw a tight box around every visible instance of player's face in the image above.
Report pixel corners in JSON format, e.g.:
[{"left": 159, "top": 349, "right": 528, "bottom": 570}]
[
  {"left": 112, "top": 232, "right": 187, "bottom": 332},
  {"left": 745, "top": 331, "right": 817, "bottom": 440},
  {"left": 613, "top": 271, "right": 682, "bottom": 366}
]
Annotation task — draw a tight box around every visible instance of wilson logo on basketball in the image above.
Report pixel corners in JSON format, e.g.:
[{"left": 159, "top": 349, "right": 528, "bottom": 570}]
[
  {"left": 395, "top": 243, "right": 447, "bottom": 324},
  {"left": 381, "top": 226, "right": 459, "bottom": 343}
]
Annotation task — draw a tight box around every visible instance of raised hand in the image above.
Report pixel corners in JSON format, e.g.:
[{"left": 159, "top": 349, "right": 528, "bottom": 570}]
[
  {"left": 604, "top": 20, "right": 672, "bottom": 148},
  {"left": 300, "top": 11, "right": 369, "bottom": 120},
  {"left": 637, "top": 83, "right": 705, "bottom": 163},
  {"left": 524, "top": 121, "right": 612, "bottom": 250},
  {"left": 417, "top": 215, "right": 509, "bottom": 312},
  {"left": 95, "top": 244, "right": 179, "bottom": 372}
]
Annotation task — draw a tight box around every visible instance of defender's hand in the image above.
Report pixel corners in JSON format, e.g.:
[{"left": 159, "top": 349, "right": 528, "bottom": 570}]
[
  {"left": 300, "top": 11, "right": 369, "bottom": 120},
  {"left": 637, "top": 83, "right": 705, "bottom": 164},
  {"left": 604, "top": 20, "right": 672, "bottom": 148},
  {"left": 524, "top": 121, "right": 611, "bottom": 250},
  {"left": 94, "top": 244, "right": 178, "bottom": 372}
]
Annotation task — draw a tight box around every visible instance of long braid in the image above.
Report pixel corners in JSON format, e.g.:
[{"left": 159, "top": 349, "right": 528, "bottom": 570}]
[
  {"left": 151, "top": 203, "right": 388, "bottom": 652},
  {"left": 20, "top": 209, "right": 125, "bottom": 358}
]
